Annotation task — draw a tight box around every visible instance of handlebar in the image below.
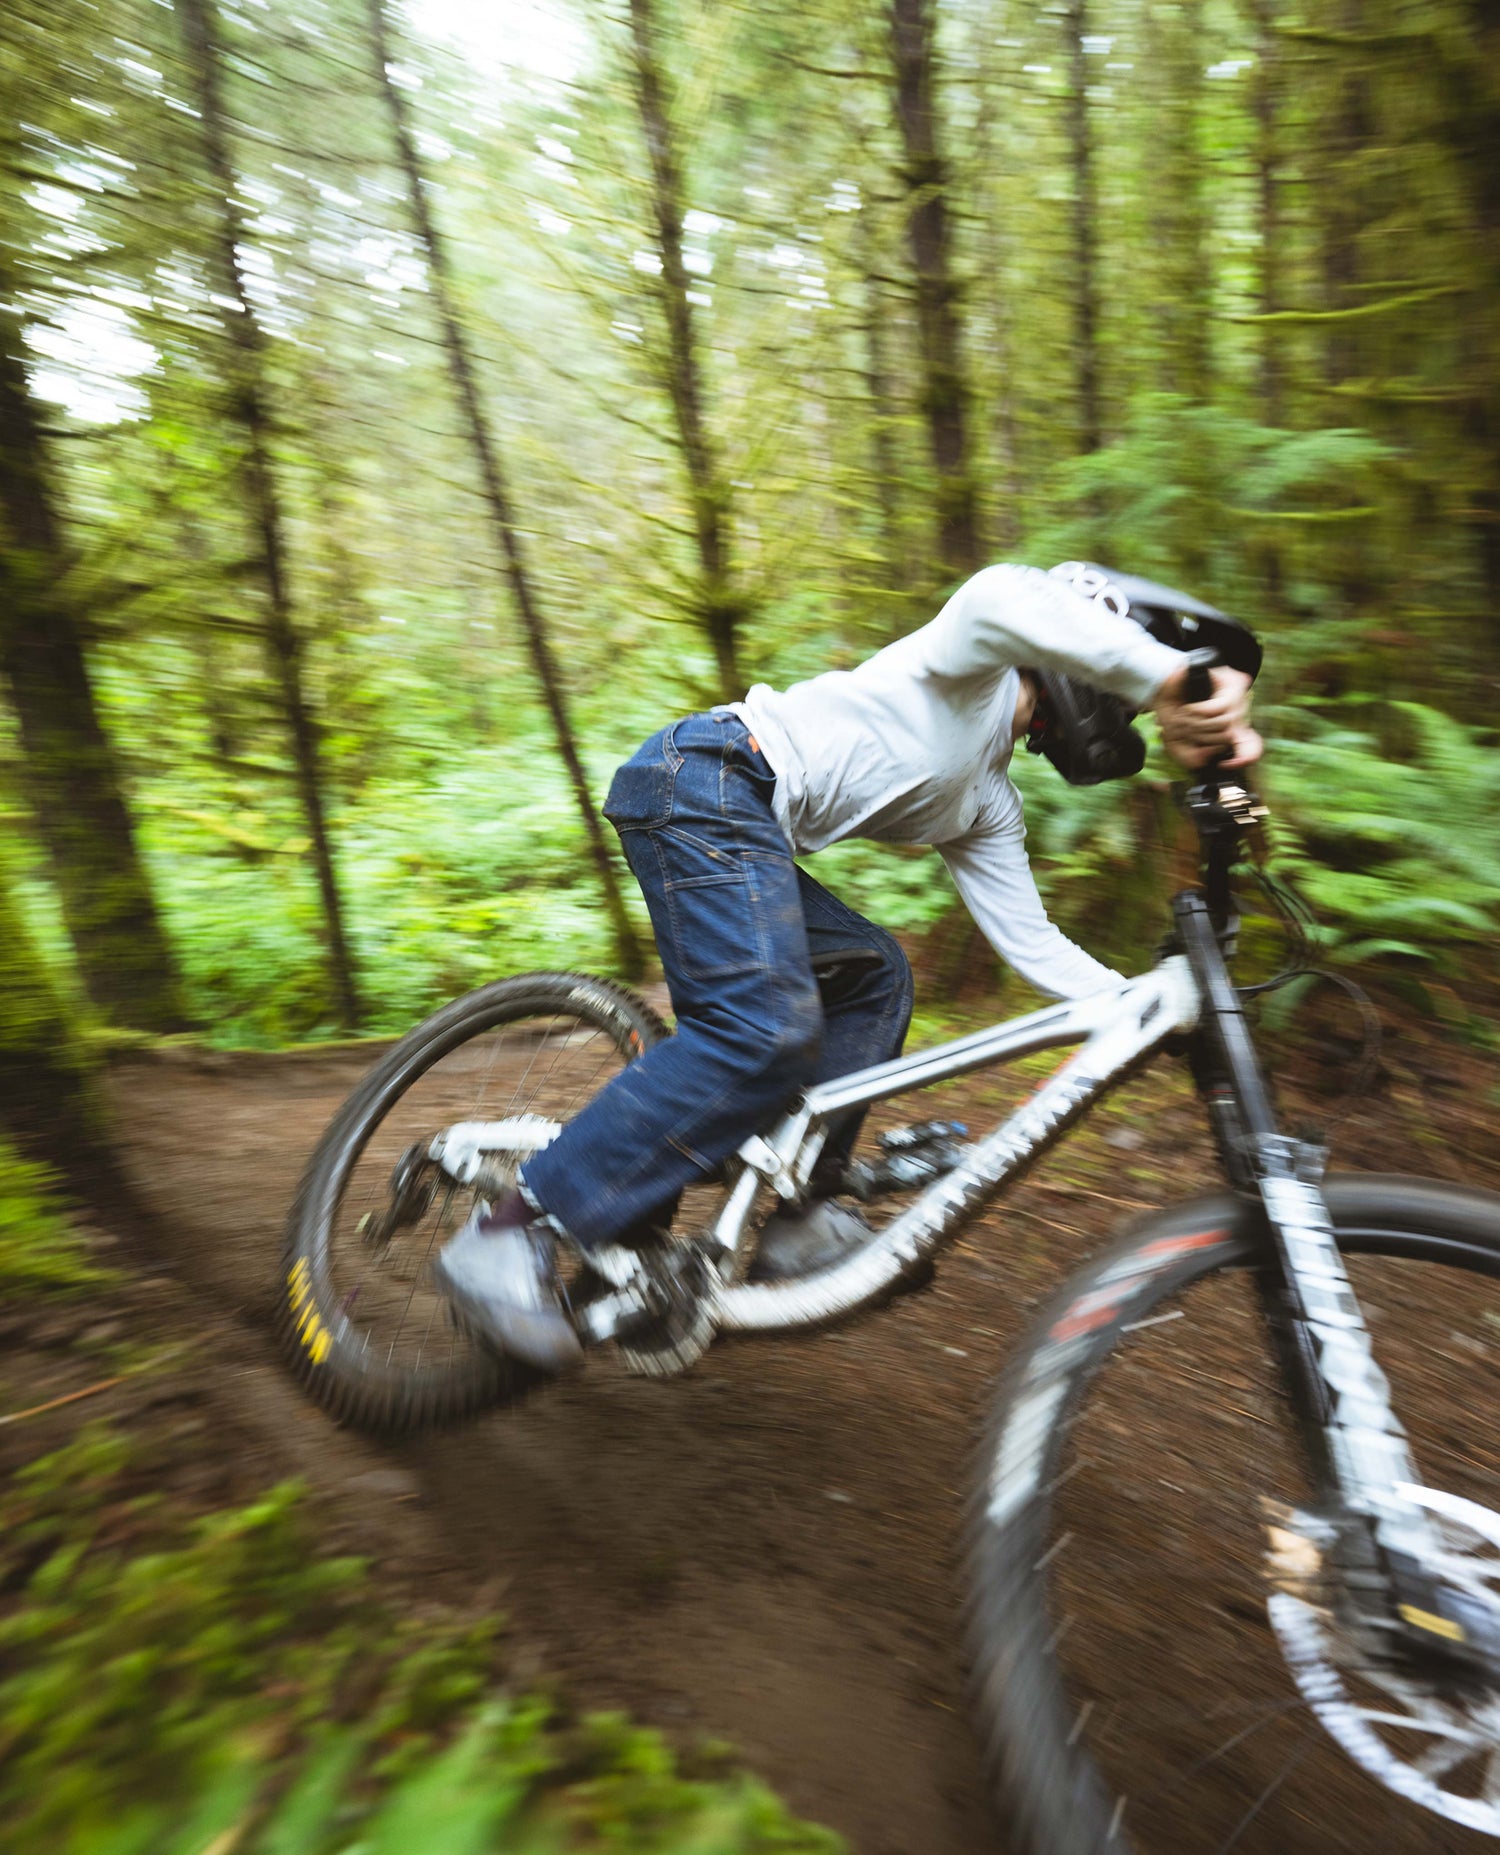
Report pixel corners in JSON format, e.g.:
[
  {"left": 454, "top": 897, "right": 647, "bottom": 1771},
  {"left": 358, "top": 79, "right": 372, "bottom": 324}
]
[
  {"left": 1181, "top": 645, "right": 1221, "bottom": 711},
  {"left": 1175, "top": 646, "right": 1265, "bottom": 928}
]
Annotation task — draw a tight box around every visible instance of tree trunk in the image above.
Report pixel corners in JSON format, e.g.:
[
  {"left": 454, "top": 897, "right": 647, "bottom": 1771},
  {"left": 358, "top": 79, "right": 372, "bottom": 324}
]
[
  {"left": 889, "top": 0, "right": 981, "bottom": 582},
  {"left": 1437, "top": 0, "right": 1500, "bottom": 611},
  {"left": 624, "top": 0, "right": 744, "bottom": 695},
  {"left": 856, "top": 210, "right": 907, "bottom": 593},
  {"left": 1247, "top": 0, "right": 1285, "bottom": 608},
  {"left": 0, "top": 272, "right": 187, "bottom": 1034},
  {"left": 0, "top": 839, "right": 103, "bottom": 1171},
  {"left": 1247, "top": 0, "right": 1285, "bottom": 428},
  {"left": 176, "top": 0, "right": 363, "bottom": 1028},
  {"left": 1319, "top": 0, "right": 1373, "bottom": 394},
  {"left": 973, "top": 11, "right": 1023, "bottom": 550},
  {"left": 1315, "top": 0, "right": 1376, "bottom": 608},
  {"left": 367, "top": 0, "right": 644, "bottom": 980},
  {"left": 1149, "top": 0, "right": 1211, "bottom": 403},
  {"left": 1063, "top": 0, "right": 1103, "bottom": 456}
]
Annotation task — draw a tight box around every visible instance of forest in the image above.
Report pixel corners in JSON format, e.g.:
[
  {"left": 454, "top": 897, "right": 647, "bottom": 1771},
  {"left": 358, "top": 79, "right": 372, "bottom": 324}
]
[
  {"left": 4, "top": 0, "right": 1499, "bottom": 1086},
  {"left": 2, "top": 0, "right": 1499, "bottom": 1850}
]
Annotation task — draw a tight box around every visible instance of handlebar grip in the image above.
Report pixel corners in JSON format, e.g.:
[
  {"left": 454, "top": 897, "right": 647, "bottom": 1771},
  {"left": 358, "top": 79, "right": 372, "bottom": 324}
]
[{"left": 1182, "top": 647, "right": 1220, "bottom": 705}]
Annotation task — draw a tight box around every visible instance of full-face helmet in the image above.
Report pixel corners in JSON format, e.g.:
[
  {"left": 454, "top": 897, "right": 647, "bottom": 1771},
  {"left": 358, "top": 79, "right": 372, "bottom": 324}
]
[{"left": 1024, "top": 562, "right": 1263, "bottom": 787}]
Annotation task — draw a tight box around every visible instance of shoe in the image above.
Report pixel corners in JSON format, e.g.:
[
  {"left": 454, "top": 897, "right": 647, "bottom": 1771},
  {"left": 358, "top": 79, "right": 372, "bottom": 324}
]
[
  {"left": 749, "top": 1197, "right": 875, "bottom": 1283},
  {"left": 432, "top": 1189, "right": 584, "bottom": 1372}
]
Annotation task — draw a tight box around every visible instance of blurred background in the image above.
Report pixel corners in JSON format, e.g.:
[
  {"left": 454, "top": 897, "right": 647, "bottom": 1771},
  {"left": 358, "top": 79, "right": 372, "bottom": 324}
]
[
  {"left": 4, "top": 0, "right": 1497, "bottom": 1062},
  {"left": 3, "top": 8, "right": 1500, "bottom": 1852}
]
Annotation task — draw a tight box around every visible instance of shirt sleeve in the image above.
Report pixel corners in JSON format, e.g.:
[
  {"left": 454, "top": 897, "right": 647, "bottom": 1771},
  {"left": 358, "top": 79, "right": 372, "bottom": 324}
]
[
  {"left": 939, "top": 816, "right": 1122, "bottom": 1001},
  {"left": 920, "top": 563, "right": 1184, "bottom": 709}
]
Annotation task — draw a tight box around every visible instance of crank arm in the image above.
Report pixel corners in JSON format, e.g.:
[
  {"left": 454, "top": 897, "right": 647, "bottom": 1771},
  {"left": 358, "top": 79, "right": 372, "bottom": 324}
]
[{"left": 427, "top": 1116, "right": 562, "bottom": 1187}]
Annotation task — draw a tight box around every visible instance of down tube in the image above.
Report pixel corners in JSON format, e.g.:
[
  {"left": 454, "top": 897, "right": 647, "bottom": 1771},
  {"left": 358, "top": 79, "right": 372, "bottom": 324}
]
[{"left": 716, "top": 959, "right": 1200, "bottom": 1335}]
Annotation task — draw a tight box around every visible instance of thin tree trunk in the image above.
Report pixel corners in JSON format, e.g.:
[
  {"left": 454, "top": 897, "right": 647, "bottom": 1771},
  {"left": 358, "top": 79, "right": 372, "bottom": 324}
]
[
  {"left": 1247, "top": 0, "right": 1285, "bottom": 608},
  {"left": 624, "top": 0, "right": 743, "bottom": 695},
  {"left": 1435, "top": 0, "right": 1500, "bottom": 611},
  {"left": 367, "top": 0, "right": 643, "bottom": 979},
  {"left": 1315, "top": 1, "right": 1376, "bottom": 608},
  {"left": 973, "top": 11, "right": 1022, "bottom": 550},
  {"left": 1248, "top": 0, "right": 1284, "bottom": 428},
  {"left": 1063, "top": 0, "right": 1103, "bottom": 456},
  {"left": 889, "top": 0, "right": 981, "bottom": 581},
  {"left": 0, "top": 837, "right": 104, "bottom": 1170},
  {"left": 1149, "top": 0, "right": 1211, "bottom": 404},
  {"left": 0, "top": 271, "right": 187, "bottom": 1033},
  {"left": 857, "top": 210, "right": 907, "bottom": 591},
  {"left": 176, "top": 0, "right": 362, "bottom": 1027},
  {"left": 1320, "top": 0, "right": 1373, "bottom": 393},
  {"left": 173, "top": 502, "right": 238, "bottom": 770}
]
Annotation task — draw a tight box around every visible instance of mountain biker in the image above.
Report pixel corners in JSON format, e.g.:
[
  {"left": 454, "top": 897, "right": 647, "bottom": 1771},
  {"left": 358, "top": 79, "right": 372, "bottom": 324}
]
[{"left": 433, "top": 561, "right": 1262, "bottom": 1370}]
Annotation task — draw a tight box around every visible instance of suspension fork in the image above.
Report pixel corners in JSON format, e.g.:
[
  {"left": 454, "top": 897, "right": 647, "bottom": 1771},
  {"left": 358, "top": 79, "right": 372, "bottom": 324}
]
[{"left": 1175, "top": 894, "right": 1500, "bottom": 1667}]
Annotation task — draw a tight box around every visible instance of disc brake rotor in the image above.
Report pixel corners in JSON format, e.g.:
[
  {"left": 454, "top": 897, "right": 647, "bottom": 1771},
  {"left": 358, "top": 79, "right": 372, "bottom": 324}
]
[{"left": 1267, "top": 1485, "right": 1500, "bottom": 1835}]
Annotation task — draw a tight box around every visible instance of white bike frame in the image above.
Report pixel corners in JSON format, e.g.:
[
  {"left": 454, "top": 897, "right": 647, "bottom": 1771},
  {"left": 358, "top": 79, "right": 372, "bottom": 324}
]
[{"left": 713, "top": 956, "right": 1200, "bottom": 1334}]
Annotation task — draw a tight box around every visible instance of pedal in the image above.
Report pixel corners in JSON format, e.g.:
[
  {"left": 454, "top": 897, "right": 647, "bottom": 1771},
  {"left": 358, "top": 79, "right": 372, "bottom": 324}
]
[{"left": 845, "top": 1121, "right": 969, "bottom": 1201}]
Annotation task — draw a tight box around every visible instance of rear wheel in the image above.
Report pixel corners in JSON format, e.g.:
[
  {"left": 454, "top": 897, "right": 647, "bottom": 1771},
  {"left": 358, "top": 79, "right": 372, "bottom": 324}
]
[
  {"left": 279, "top": 972, "right": 667, "bottom": 1435},
  {"left": 968, "top": 1174, "right": 1500, "bottom": 1855}
]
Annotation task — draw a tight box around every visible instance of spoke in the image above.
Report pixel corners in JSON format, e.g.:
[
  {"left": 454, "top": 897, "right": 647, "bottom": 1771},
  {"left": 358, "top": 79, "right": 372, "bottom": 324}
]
[
  {"left": 1358, "top": 1662, "right": 1442, "bottom": 1713},
  {"left": 1413, "top": 1733, "right": 1480, "bottom": 1781},
  {"left": 1186, "top": 1698, "right": 1311, "bottom": 1780},
  {"left": 386, "top": 1182, "right": 456, "bottom": 1365},
  {"left": 1216, "top": 1735, "right": 1308, "bottom": 1855},
  {"left": 498, "top": 1016, "right": 554, "bottom": 1121},
  {"left": 1351, "top": 1707, "right": 1468, "bottom": 1737},
  {"left": 321, "top": 1006, "right": 638, "bottom": 1376}
]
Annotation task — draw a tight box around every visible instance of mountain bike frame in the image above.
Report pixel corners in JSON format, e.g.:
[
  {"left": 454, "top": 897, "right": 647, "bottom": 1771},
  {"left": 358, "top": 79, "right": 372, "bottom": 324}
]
[
  {"left": 432, "top": 765, "right": 1496, "bottom": 1671},
  {"left": 688, "top": 772, "right": 1495, "bottom": 1675}
]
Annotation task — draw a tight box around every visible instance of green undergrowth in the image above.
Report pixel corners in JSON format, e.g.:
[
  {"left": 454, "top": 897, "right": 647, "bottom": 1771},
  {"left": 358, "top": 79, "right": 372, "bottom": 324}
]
[
  {"left": 0, "top": 1424, "right": 841, "bottom": 1855},
  {"left": 0, "top": 1138, "right": 117, "bottom": 1302},
  {"left": 20, "top": 643, "right": 1500, "bottom": 1049},
  {"left": 0, "top": 1157, "right": 840, "bottom": 1855}
]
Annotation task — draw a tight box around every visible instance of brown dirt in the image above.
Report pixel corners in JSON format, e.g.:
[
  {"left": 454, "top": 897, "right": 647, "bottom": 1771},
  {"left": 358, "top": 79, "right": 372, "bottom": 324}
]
[{"left": 62, "top": 1000, "right": 1500, "bottom": 1854}]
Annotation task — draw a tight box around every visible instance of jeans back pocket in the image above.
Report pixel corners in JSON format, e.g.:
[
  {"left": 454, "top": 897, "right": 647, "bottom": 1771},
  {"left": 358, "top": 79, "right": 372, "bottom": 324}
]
[{"left": 604, "top": 727, "right": 680, "bottom": 831}]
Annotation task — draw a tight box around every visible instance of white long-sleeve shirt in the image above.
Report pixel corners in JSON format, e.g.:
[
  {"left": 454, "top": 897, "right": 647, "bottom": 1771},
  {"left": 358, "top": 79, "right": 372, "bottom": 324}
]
[{"left": 733, "top": 563, "right": 1184, "bottom": 999}]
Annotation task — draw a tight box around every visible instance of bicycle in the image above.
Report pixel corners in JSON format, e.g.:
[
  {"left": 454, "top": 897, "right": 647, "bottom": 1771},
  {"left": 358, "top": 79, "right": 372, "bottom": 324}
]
[{"left": 280, "top": 653, "right": 1500, "bottom": 1853}]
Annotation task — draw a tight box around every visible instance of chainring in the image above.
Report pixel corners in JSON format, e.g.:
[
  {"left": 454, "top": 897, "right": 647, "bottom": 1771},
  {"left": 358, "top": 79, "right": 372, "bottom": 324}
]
[{"left": 611, "top": 1238, "right": 718, "bottom": 1380}]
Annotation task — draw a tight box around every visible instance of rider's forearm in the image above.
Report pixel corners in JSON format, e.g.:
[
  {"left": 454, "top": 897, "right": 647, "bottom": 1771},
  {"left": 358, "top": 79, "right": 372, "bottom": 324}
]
[
  {"left": 939, "top": 831, "right": 1122, "bottom": 1001},
  {"left": 925, "top": 564, "right": 1183, "bottom": 707}
]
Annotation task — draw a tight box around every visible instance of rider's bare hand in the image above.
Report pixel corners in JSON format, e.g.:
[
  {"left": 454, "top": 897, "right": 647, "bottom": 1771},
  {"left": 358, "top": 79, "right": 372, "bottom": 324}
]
[{"left": 1154, "top": 665, "right": 1262, "bottom": 771}]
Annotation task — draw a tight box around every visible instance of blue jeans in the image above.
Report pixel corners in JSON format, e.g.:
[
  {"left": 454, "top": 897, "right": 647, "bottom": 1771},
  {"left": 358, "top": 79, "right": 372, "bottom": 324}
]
[{"left": 522, "top": 710, "right": 914, "bottom": 1249}]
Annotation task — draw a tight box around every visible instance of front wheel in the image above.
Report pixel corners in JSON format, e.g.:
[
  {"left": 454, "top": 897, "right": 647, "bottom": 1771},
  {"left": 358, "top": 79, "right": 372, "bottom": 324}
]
[
  {"left": 968, "top": 1174, "right": 1500, "bottom": 1855},
  {"left": 279, "top": 972, "right": 668, "bottom": 1435}
]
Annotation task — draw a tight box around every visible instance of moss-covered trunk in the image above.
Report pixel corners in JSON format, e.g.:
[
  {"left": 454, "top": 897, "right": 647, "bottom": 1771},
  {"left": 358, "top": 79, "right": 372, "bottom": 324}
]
[
  {"left": 889, "top": 0, "right": 981, "bottom": 583},
  {"left": 625, "top": 0, "right": 746, "bottom": 696},
  {"left": 0, "top": 845, "right": 102, "bottom": 1172},
  {"left": 0, "top": 274, "right": 186, "bottom": 1035}
]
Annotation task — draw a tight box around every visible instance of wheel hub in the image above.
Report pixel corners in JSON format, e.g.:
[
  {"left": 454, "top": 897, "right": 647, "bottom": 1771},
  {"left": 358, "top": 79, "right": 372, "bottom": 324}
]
[{"left": 1267, "top": 1486, "right": 1500, "bottom": 1834}]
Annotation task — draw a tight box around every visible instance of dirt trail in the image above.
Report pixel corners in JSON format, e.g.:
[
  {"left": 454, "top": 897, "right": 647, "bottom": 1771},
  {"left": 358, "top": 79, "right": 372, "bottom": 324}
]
[{"left": 102, "top": 1020, "right": 1500, "bottom": 1855}]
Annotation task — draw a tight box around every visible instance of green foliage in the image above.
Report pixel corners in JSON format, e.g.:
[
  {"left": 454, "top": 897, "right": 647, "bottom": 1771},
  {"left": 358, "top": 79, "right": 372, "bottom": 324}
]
[
  {"left": 4, "top": 0, "right": 1499, "bottom": 1039},
  {"left": 0, "top": 1428, "right": 841, "bottom": 1855},
  {"left": 1018, "top": 400, "right": 1398, "bottom": 622},
  {"left": 133, "top": 744, "right": 639, "bottom": 1043},
  {"left": 1262, "top": 698, "right": 1500, "bottom": 968},
  {"left": 0, "top": 1137, "right": 115, "bottom": 1299}
]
